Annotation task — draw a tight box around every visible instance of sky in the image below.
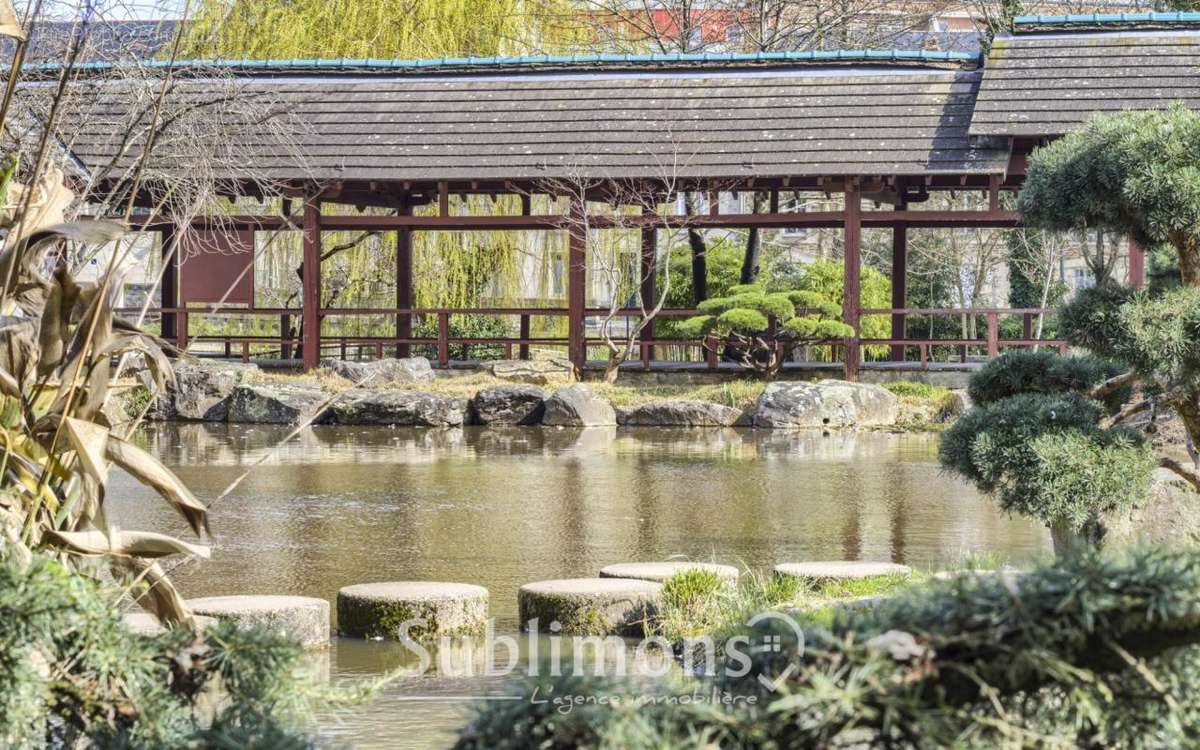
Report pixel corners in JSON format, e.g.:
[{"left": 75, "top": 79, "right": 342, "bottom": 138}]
[{"left": 16, "top": 1, "right": 189, "bottom": 20}]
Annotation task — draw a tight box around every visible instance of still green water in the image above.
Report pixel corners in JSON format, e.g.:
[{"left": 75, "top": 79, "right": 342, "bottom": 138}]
[{"left": 108, "top": 424, "right": 1048, "bottom": 749}]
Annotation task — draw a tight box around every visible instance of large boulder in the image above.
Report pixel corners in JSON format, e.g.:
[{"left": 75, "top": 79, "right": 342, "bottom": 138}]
[
  {"left": 542, "top": 384, "right": 616, "bottom": 427},
  {"left": 617, "top": 399, "right": 742, "bottom": 427},
  {"left": 753, "top": 379, "right": 898, "bottom": 429},
  {"left": 322, "top": 357, "right": 434, "bottom": 386},
  {"left": 326, "top": 389, "right": 466, "bottom": 427},
  {"left": 157, "top": 361, "right": 259, "bottom": 421},
  {"left": 486, "top": 358, "right": 574, "bottom": 386},
  {"left": 470, "top": 385, "right": 545, "bottom": 425},
  {"left": 227, "top": 384, "right": 328, "bottom": 425}
]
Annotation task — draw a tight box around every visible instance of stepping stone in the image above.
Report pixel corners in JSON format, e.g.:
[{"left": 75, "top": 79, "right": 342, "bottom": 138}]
[
  {"left": 773, "top": 561, "right": 912, "bottom": 585},
  {"left": 519, "top": 578, "right": 662, "bottom": 636},
  {"left": 599, "top": 562, "right": 740, "bottom": 584},
  {"left": 121, "top": 612, "right": 216, "bottom": 636},
  {"left": 187, "top": 595, "right": 330, "bottom": 649},
  {"left": 337, "top": 582, "right": 489, "bottom": 641}
]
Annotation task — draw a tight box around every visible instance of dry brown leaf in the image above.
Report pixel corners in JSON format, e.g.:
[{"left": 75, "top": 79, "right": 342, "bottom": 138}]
[
  {"left": 61, "top": 416, "right": 110, "bottom": 486},
  {"left": 45, "top": 528, "right": 210, "bottom": 558},
  {"left": 111, "top": 556, "right": 193, "bottom": 625},
  {"left": 0, "top": 0, "right": 24, "bottom": 40},
  {"left": 105, "top": 434, "right": 209, "bottom": 537}
]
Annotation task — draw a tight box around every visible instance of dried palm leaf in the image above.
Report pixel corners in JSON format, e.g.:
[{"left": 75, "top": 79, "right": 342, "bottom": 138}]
[
  {"left": 105, "top": 434, "right": 209, "bottom": 537},
  {"left": 110, "top": 556, "right": 193, "bottom": 625},
  {"left": 45, "top": 528, "right": 210, "bottom": 559}
]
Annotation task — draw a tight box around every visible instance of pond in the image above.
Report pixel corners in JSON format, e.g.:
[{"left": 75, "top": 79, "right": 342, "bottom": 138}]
[{"left": 108, "top": 424, "right": 1049, "bottom": 749}]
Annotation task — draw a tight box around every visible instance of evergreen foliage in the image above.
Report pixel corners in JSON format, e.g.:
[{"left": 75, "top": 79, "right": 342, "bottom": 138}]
[
  {"left": 966, "top": 349, "right": 1129, "bottom": 412},
  {"left": 940, "top": 355, "right": 1156, "bottom": 550},
  {"left": 456, "top": 549, "right": 1200, "bottom": 749},
  {"left": 677, "top": 282, "right": 852, "bottom": 379},
  {"left": 0, "top": 551, "right": 358, "bottom": 749},
  {"left": 1019, "top": 103, "right": 1200, "bottom": 286}
]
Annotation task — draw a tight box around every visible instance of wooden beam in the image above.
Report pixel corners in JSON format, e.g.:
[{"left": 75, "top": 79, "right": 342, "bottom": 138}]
[
  {"left": 302, "top": 200, "right": 322, "bottom": 370},
  {"left": 640, "top": 224, "right": 657, "bottom": 367},
  {"left": 567, "top": 199, "right": 587, "bottom": 373},
  {"left": 396, "top": 202, "right": 413, "bottom": 358},
  {"left": 135, "top": 209, "right": 1022, "bottom": 233},
  {"left": 891, "top": 199, "right": 907, "bottom": 362},
  {"left": 160, "top": 226, "right": 178, "bottom": 345},
  {"left": 438, "top": 181, "right": 449, "bottom": 217},
  {"left": 843, "top": 183, "right": 862, "bottom": 382}
]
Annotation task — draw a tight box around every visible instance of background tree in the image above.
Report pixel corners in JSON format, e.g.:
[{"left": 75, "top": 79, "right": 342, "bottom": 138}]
[
  {"left": 1006, "top": 227, "right": 1068, "bottom": 342},
  {"left": 183, "top": 0, "right": 578, "bottom": 59}
]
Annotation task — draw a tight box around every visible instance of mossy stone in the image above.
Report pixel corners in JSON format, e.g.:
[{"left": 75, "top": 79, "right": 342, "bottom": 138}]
[
  {"left": 518, "top": 578, "right": 662, "bottom": 636},
  {"left": 337, "top": 582, "right": 488, "bottom": 641}
]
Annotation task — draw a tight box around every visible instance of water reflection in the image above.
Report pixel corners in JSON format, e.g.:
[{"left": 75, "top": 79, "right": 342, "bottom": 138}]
[{"left": 108, "top": 423, "right": 1049, "bottom": 749}]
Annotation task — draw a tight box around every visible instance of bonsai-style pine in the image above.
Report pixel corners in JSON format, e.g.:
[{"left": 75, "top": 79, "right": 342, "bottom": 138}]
[
  {"left": 1019, "top": 104, "right": 1200, "bottom": 479},
  {"left": 939, "top": 349, "right": 1157, "bottom": 554},
  {"left": 676, "top": 283, "right": 853, "bottom": 379}
]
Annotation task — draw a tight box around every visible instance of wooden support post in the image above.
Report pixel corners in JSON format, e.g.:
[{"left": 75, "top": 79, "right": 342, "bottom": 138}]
[
  {"left": 519, "top": 314, "right": 530, "bottom": 360},
  {"left": 986, "top": 312, "right": 1000, "bottom": 358},
  {"left": 438, "top": 181, "right": 450, "bottom": 217},
  {"left": 567, "top": 200, "right": 587, "bottom": 373},
  {"left": 437, "top": 312, "right": 450, "bottom": 366},
  {"left": 1023, "top": 312, "right": 1033, "bottom": 341},
  {"left": 177, "top": 310, "right": 188, "bottom": 352},
  {"left": 160, "top": 226, "right": 178, "bottom": 344},
  {"left": 842, "top": 182, "right": 862, "bottom": 381},
  {"left": 890, "top": 214, "right": 907, "bottom": 362},
  {"left": 1129, "top": 238, "right": 1146, "bottom": 289},
  {"left": 639, "top": 225, "right": 656, "bottom": 366},
  {"left": 396, "top": 209, "right": 413, "bottom": 358},
  {"left": 301, "top": 200, "right": 322, "bottom": 370},
  {"left": 281, "top": 313, "right": 292, "bottom": 359}
]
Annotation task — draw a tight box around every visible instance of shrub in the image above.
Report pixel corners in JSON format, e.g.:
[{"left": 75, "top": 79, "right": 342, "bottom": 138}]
[
  {"left": 939, "top": 392, "right": 1106, "bottom": 493},
  {"left": 967, "top": 349, "right": 1130, "bottom": 412},
  {"left": 678, "top": 283, "right": 852, "bottom": 379},
  {"left": 940, "top": 378, "right": 1154, "bottom": 553},
  {"left": 0, "top": 550, "right": 358, "bottom": 748},
  {"left": 455, "top": 549, "right": 1200, "bottom": 750}
]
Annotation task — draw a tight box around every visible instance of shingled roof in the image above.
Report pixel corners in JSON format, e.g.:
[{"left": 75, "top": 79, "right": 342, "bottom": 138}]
[
  {"left": 52, "top": 52, "right": 1011, "bottom": 184},
  {"left": 970, "top": 13, "right": 1200, "bottom": 138}
]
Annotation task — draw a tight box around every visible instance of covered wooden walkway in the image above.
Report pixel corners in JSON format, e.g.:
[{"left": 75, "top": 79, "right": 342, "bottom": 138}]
[{"left": 60, "top": 13, "right": 1195, "bottom": 379}]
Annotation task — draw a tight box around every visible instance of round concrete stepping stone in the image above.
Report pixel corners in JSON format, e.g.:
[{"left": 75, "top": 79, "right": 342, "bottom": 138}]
[
  {"left": 122, "top": 612, "right": 216, "bottom": 636},
  {"left": 599, "top": 561, "right": 739, "bottom": 584},
  {"left": 187, "top": 595, "right": 330, "bottom": 649},
  {"left": 773, "top": 561, "right": 912, "bottom": 585},
  {"left": 519, "top": 578, "right": 662, "bottom": 636},
  {"left": 337, "top": 582, "right": 489, "bottom": 641}
]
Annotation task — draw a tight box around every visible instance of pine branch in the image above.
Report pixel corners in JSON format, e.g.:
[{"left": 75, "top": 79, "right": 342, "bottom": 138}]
[
  {"left": 1161, "top": 456, "right": 1200, "bottom": 493},
  {"left": 1090, "top": 369, "right": 1140, "bottom": 400}
]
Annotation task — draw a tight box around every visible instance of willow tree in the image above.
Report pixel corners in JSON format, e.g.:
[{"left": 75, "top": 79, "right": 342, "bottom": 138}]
[
  {"left": 183, "top": 0, "right": 580, "bottom": 357},
  {"left": 182, "top": 0, "right": 579, "bottom": 60}
]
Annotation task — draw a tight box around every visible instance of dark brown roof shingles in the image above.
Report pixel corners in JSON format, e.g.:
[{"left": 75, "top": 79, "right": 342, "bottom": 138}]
[
  {"left": 970, "top": 30, "right": 1200, "bottom": 137},
  {"left": 61, "top": 65, "right": 1010, "bottom": 182}
]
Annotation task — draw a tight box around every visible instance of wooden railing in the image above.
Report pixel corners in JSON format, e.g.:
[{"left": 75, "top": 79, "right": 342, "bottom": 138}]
[{"left": 116, "top": 305, "right": 1063, "bottom": 370}]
